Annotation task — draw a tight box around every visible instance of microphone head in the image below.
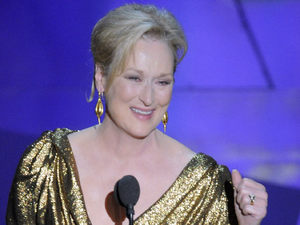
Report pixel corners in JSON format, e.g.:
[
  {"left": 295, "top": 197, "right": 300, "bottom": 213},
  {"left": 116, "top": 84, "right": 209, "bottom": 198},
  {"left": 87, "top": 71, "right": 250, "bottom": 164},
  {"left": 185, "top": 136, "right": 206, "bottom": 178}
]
[{"left": 114, "top": 175, "right": 140, "bottom": 208}]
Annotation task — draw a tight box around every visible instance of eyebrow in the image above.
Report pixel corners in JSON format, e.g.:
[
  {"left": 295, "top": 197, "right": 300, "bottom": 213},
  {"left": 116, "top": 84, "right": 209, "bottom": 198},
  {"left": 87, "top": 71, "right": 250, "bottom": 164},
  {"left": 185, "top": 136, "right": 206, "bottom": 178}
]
[
  {"left": 125, "top": 68, "right": 144, "bottom": 75},
  {"left": 124, "top": 68, "right": 173, "bottom": 77}
]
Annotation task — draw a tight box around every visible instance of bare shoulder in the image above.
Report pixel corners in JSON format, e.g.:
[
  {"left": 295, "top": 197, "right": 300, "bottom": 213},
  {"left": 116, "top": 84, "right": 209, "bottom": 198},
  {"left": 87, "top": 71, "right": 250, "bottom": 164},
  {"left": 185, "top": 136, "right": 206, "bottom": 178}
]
[
  {"left": 67, "top": 126, "right": 98, "bottom": 153},
  {"left": 159, "top": 131, "right": 196, "bottom": 165}
]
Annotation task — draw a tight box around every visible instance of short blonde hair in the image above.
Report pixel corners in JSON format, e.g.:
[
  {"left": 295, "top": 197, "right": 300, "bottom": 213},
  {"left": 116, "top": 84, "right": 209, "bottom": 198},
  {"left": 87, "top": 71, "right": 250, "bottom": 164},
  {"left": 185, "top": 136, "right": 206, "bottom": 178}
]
[{"left": 89, "top": 4, "right": 187, "bottom": 100}]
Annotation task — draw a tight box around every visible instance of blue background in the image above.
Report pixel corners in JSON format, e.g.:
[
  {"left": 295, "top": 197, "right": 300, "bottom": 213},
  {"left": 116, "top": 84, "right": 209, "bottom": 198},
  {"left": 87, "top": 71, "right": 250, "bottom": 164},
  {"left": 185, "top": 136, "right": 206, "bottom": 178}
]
[{"left": 1, "top": 0, "right": 300, "bottom": 224}]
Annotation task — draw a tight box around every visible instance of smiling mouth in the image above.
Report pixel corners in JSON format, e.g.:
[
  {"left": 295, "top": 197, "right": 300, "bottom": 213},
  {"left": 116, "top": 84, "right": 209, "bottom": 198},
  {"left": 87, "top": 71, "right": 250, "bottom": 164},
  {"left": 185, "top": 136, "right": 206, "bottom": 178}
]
[{"left": 130, "top": 107, "right": 154, "bottom": 115}]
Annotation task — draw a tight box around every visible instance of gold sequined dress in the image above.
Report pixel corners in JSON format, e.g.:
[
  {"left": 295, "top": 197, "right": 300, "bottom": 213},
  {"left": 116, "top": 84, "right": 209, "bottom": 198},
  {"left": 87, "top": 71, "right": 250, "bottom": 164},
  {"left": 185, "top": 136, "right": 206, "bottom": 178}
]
[{"left": 7, "top": 128, "right": 238, "bottom": 224}]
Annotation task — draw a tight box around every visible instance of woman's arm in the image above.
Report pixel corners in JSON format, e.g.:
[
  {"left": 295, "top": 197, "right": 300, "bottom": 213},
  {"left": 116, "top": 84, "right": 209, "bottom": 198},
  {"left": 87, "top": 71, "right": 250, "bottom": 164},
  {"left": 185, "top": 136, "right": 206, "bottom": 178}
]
[{"left": 6, "top": 134, "right": 51, "bottom": 224}]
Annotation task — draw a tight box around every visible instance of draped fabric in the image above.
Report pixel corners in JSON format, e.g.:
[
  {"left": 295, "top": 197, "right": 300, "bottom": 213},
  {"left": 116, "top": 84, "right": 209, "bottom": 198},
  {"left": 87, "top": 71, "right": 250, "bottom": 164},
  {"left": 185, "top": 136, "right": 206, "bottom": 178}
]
[{"left": 6, "top": 128, "right": 237, "bottom": 224}]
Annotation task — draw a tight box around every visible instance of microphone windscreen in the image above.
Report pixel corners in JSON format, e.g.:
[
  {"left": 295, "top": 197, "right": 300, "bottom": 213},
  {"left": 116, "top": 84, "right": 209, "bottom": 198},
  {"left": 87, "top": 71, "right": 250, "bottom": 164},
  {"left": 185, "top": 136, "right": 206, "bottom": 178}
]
[{"left": 114, "top": 175, "right": 140, "bottom": 208}]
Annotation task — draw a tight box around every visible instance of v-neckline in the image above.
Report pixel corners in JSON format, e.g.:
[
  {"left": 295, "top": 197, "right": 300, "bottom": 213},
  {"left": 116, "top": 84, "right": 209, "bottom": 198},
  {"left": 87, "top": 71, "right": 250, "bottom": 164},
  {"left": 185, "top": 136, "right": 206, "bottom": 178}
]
[
  {"left": 64, "top": 130, "right": 199, "bottom": 223},
  {"left": 134, "top": 153, "right": 199, "bottom": 221}
]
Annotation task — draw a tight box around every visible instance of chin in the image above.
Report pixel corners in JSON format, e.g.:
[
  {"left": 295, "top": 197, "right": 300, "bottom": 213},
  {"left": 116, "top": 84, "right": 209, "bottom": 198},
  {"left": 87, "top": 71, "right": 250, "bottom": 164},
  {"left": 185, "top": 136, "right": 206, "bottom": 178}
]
[{"left": 126, "top": 126, "right": 156, "bottom": 140}]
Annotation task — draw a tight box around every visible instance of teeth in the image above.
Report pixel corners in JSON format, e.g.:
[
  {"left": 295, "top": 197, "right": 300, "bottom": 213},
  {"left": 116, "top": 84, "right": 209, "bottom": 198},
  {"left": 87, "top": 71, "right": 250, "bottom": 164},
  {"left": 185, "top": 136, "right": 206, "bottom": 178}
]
[{"left": 131, "top": 107, "right": 152, "bottom": 115}]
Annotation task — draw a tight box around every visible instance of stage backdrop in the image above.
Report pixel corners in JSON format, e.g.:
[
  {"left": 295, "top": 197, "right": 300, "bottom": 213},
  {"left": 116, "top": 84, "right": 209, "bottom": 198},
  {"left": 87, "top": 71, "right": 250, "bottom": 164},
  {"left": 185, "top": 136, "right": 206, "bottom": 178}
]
[{"left": 1, "top": 0, "right": 299, "bottom": 224}]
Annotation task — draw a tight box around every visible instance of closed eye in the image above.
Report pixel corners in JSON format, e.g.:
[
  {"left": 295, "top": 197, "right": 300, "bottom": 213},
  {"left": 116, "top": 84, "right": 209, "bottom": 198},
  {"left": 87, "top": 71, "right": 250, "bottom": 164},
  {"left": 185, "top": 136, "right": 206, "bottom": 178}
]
[
  {"left": 126, "top": 76, "right": 142, "bottom": 82},
  {"left": 158, "top": 80, "right": 173, "bottom": 86}
]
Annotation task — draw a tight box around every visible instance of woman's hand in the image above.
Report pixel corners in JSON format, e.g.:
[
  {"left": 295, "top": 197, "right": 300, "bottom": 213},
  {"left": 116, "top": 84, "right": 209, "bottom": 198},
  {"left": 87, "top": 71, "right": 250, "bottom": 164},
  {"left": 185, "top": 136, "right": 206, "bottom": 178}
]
[{"left": 232, "top": 169, "right": 268, "bottom": 225}]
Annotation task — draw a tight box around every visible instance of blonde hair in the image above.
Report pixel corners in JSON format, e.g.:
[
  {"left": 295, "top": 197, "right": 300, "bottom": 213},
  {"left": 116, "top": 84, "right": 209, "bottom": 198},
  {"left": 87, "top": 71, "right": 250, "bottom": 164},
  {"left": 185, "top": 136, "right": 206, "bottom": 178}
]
[{"left": 89, "top": 4, "right": 187, "bottom": 101}]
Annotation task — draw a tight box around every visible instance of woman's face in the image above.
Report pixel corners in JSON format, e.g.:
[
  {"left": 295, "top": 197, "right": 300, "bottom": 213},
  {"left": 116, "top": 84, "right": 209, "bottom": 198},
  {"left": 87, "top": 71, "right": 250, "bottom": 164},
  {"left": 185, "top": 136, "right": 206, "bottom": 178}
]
[{"left": 102, "top": 38, "right": 174, "bottom": 138}]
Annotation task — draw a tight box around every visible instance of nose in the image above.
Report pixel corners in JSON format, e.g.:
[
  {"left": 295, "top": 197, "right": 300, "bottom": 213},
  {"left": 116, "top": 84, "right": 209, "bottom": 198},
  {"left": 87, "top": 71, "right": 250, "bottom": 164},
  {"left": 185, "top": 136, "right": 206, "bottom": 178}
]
[{"left": 139, "top": 81, "right": 153, "bottom": 106}]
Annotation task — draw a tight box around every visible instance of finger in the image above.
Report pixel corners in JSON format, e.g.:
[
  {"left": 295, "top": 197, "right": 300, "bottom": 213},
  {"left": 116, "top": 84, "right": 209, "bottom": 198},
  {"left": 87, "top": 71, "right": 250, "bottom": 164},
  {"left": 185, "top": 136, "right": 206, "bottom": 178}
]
[
  {"left": 238, "top": 198, "right": 267, "bottom": 217},
  {"left": 238, "top": 193, "right": 264, "bottom": 208},
  {"left": 236, "top": 186, "right": 268, "bottom": 204},
  {"left": 232, "top": 169, "right": 242, "bottom": 188},
  {"left": 239, "top": 204, "right": 257, "bottom": 216},
  {"left": 237, "top": 178, "right": 266, "bottom": 191}
]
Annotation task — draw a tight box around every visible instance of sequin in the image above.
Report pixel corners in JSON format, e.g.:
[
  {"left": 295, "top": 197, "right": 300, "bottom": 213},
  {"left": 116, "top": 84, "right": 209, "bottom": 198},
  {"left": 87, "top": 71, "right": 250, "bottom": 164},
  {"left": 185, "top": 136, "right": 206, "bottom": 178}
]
[{"left": 7, "top": 128, "right": 237, "bottom": 224}]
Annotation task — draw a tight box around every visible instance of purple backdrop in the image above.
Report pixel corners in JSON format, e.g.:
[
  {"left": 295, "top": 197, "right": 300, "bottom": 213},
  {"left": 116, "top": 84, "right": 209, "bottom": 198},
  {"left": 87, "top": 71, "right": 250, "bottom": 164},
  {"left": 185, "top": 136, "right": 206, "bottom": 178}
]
[{"left": 1, "top": 0, "right": 300, "bottom": 224}]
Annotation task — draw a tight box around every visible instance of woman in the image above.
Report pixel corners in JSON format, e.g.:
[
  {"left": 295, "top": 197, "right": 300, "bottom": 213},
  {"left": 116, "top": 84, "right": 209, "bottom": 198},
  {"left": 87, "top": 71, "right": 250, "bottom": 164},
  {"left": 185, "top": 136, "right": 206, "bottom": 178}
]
[{"left": 7, "top": 4, "right": 267, "bottom": 225}]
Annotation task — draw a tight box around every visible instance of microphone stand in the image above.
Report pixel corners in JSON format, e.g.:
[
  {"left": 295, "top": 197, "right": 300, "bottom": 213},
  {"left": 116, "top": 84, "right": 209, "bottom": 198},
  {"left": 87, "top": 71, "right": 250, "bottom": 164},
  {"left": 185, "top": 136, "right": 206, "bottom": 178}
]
[
  {"left": 129, "top": 213, "right": 134, "bottom": 225},
  {"left": 126, "top": 204, "right": 134, "bottom": 225}
]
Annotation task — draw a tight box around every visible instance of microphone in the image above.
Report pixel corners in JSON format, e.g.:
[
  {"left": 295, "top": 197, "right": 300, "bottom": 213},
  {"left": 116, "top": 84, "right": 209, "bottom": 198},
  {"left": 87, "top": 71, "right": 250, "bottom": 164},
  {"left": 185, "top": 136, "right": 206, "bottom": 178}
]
[{"left": 114, "top": 175, "right": 140, "bottom": 225}]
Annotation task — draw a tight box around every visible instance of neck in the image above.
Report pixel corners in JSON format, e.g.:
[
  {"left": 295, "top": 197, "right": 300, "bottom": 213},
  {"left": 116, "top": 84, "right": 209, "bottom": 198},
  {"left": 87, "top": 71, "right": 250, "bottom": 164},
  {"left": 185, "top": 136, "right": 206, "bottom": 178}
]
[{"left": 95, "top": 116, "right": 161, "bottom": 161}]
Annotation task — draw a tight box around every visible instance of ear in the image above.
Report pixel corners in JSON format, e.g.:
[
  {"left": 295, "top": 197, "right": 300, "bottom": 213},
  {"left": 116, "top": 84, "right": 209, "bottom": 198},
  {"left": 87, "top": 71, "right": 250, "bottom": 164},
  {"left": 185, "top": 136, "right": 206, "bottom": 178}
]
[{"left": 94, "top": 64, "right": 106, "bottom": 93}]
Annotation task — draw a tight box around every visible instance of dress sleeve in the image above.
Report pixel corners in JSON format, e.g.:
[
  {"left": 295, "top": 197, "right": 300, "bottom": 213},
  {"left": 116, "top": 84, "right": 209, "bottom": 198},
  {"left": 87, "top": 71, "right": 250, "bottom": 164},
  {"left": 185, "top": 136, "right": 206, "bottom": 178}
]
[
  {"left": 208, "top": 165, "right": 238, "bottom": 225},
  {"left": 183, "top": 154, "right": 238, "bottom": 224},
  {"left": 6, "top": 131, "right": 54, "bottom": 224},
  {"left": 7, "top": 129, "right": 91, "bottom": 225}
]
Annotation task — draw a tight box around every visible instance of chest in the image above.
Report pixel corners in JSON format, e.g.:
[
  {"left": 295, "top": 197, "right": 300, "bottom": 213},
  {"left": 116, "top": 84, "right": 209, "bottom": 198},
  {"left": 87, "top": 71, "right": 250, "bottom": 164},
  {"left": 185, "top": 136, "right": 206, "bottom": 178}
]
[{"left": 78, "top": 163, "right": 179, "bottom": 225}]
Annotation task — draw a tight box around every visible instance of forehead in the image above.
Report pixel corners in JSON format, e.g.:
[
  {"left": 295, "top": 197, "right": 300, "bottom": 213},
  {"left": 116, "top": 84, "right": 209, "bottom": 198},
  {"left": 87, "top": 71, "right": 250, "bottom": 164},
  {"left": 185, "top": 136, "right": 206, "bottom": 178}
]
[{"left": 125, "top": 38, "right": 174, "bottom": 75}]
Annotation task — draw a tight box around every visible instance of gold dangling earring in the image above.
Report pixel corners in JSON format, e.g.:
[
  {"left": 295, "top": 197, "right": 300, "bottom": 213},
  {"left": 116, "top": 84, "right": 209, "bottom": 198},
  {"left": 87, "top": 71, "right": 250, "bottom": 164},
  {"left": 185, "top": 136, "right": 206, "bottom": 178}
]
[
  {"left": 162, "top": 111, "right": 168, "bottom": 133},
  {"left": 95, "top": 92, "right": 104, "bottom": 124}
]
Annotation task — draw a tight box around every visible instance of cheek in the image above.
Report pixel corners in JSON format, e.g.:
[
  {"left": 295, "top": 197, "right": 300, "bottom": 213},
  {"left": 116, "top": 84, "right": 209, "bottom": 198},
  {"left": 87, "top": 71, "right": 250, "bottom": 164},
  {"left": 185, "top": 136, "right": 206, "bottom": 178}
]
[
  {"left": 156, "top": 87, "right": 173, "bottom": 106},
  {"left": 108, "top": 81, "right": 137, "bottom": 104}
]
